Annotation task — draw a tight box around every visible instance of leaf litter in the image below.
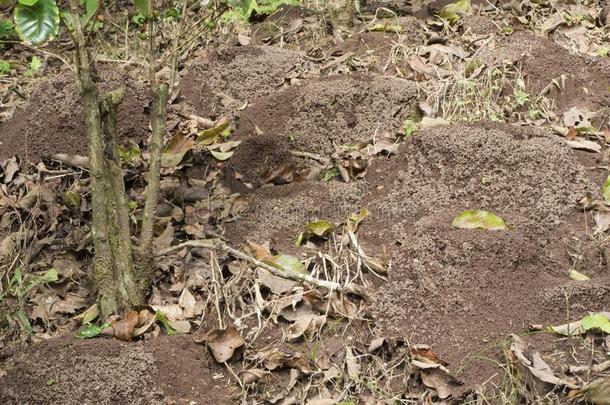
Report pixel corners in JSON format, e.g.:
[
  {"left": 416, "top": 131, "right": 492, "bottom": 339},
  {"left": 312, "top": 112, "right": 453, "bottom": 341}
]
[{"left": 3, "top": 0, "right": 610, "bottom": 403}]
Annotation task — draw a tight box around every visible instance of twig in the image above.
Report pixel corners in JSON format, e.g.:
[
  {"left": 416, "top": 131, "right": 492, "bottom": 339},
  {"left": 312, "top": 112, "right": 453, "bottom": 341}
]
[
  {"left": 290, "top": 150, "right": 332, "bottom": 166},
  {"left": 0, "top": 40, "right": 73, "bottom": 71},
  {"left": 50, "top": 153, "right": 90, "bottom": 168},
  {"left": 155, "top": 239, "right": 367, "bottom": 297}
]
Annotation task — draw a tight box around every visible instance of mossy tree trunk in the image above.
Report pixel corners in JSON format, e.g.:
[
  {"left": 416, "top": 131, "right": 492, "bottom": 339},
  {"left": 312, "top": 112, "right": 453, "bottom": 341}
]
[
  {"left": 327, "top": 0, "right": 355, "bottom": 35},
  {"left": 68, "top": 0, "right": 170, "bottom": 318}
]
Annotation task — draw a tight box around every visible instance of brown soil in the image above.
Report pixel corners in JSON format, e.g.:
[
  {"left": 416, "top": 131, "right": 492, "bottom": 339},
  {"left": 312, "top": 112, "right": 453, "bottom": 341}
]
[
  {"left": 180, "top": 45, "right": 306, "bottom": 119},
  {"left": 0, "top": 335, "right": 233, "bottom": 405},
  {"left": 362, "top": 122, "right": 610, "bottom": 386},
  {"left": 487, "top": 30, "right": 610, "bottom": 116},
  {"left": 0, "top": 68, "right": 150, "bottom": 163},
  {"left": 228, "top": 73, "right": 417, "bottom": 185},
  {"left": 224, "top": 180, "right": 366, "bottom": 252},
  {"left": 221, "top": 111, "right": 610, "bottom": 390}
]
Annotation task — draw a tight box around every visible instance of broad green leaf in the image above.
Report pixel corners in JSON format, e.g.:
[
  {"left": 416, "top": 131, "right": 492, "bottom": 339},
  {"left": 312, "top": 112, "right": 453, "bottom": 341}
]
[
  {"left": 265, "top": 253, "right": 307, "bottom": 274},
  {"left": 438, "top": 0, "right": 470, "bottom": 24},
  {"left": 25, "top": 268, "right": 59, "bottom": 292},
  {"left": 75, "top": 322, "right": 110, "bottom": 338},
  {"left": 347, "top": 208, "right": 370, "bottom": 232},
  {"left": 197, "top": 120, "right": 231, "bottom": 145},
  {"left": 581, "top": 314, "right": 610, "bottom": 334},
  {"left": 551, "top": 313, "right": 610, "bottom": 336},
  {"left": 603, "top": 174, "right": 610, "bottom": 205},
  {"left": 81, "top": 0, "right": 99, "bottom": 25},
  {"left": 155, "top": 310, "right": 178, "bottom": 335},
  {"left": 295, "top": 220, "right": 333, "bottom": 246},
  {"left": 306, "top": 220, "right": 333, "bottom": 237},
  {"left": 242, "top": 0, "right": 258, "bottom": 16},
  {"left": 76, "top": 304, "right": 100, "bottom": 325},
  {"left": 569, "top": 269, "right": 590, "bottom": 281},
  {"left": 18, "top": 0, "right": 40, "bottom": 6},
  {"left": 14, "top": 0, "right": 60, "bottom": 45},
  {"left": 133, "top": 0, "right": 151, "bottom": 17},
  {"left": 452, "top": 210, "right": 507, "bottom": 231},
  {"left": 210, "top": 150, "right": 233, "bottom": 161}
]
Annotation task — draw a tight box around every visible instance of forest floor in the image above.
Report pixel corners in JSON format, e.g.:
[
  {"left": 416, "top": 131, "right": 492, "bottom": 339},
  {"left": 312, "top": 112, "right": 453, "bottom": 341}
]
[{"left": 1, "top": 0, "right": 610, "bottom": 403}]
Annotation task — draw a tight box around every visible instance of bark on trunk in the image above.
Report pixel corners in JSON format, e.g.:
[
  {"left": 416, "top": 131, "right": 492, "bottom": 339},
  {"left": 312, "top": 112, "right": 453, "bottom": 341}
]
[{"left": 69, "top": 0, "right": 144, "bottom": 318}]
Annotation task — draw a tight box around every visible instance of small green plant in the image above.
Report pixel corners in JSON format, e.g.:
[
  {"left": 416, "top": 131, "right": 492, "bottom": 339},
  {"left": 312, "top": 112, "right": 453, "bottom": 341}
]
[
  {"left": 0, "top": 60, "right": 10, "bottom": 75},
  {"left": 25, "top": 55, "right": 42, "bottom": 77},
  {"left": 402, "top": 119, "right": 415, "bottom": 138},
  {"left": 0, "top": 267, "right": 59, "bottom": 333},
  {"left": 222, "top": 0, "right": 298, "bottom": 21}
]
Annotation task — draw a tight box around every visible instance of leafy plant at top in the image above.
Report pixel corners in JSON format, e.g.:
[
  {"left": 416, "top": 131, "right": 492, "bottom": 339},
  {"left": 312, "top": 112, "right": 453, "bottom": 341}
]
[{"left": 14, "top": 0, "right": 60, "bottom": 44}]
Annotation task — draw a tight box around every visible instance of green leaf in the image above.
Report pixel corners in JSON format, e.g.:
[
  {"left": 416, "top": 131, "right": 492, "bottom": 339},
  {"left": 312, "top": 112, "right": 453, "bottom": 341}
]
[
  {"left": 198, "top": 121, "right": 231, "bottom": 145},
  {"left": 452, "top": 210, "right": 507, "bottom": 231},
  {"left": 603, "top": 174, "right": 610, "bottom": 205},
  {"left": 581, "top": 314, "right": 610, "bottom": 334},
  {"left": 18, "top": 0, "right": 40, "bottom": 6},
  {"left": 76, "top": 322, "right": 110, "bottom": 338},
  {"left": 295, "top": 220, "right": 333, "bottom": 246},
  {"left": 133, "top": 0, "right": 151, "bottom": 17},
  {"left": 14, "top": 0, "right": 60, "bottom": 45},
  {"left": 81, "top": 0, "right": 99, "bottom": 26},
  {"left": 402, "top": 119, "right": 415, "bottom": 138},
  {"left": 347, "top": 208, "right": 370, "bottom": 232},
  {"left": 210, "top": 150, "right": 233, "bottom": 161},
  {"left": 155, "top": 310, "right": 178, "bottom": 335},
  {"left": 264, "top": 253, "right": 307, "bottom": 274},
  {"left": 569, "top": 269, "right": 590, "bottom": 281},
  {"left": 437, "top": 0, "right": 471, "bottom": 24},
  {"left": 242, "top": 0, "right": 258, "bottom": 16},
  {"left": 24, "top": 268, "right": 59, "bottom": 292}
]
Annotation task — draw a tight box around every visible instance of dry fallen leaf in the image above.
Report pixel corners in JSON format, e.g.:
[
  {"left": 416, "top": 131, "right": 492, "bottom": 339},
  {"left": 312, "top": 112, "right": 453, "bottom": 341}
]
[
  {"left": 204, "top": 326, "right": 245, "bottom": 363},
  {"left": 421, "top": 368, "right": 462, "bottom": 399},
  {"left": 345, "top": 345, "right": 361, "bottom": 380},
  {"left": 112, "top": 310, "right": 139, "bottom": 341}
]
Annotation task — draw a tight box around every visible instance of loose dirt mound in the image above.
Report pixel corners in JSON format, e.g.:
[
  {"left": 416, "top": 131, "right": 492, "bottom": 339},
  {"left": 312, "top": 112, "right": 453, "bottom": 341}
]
[
  {"left": 180, "top": 45, "right": 305, "bottom": 119},
  {"left": 0, "top": 335, "right": 231, "bottom": 405},
  {"left": 229, "top": 73, "right": 418, "bottom": 185},
  {"left": 363, "top": 123, "right": 610, "bottom": 386},
  {"left": 0, "top": 68, "right": 150, "bottom": 163},
  {"left": 487, "top": 31, "right": 610, "bottom": 115},
  {"left": 225, "top": 181, "right": 365, "bottom": 251}
]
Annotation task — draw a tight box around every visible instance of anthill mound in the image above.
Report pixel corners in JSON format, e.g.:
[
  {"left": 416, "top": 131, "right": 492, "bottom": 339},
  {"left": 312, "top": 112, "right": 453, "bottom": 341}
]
[
  {"left": 0, "top": 335, "right": 231, "bottom": 405},
  {"left": 224, "top": 181, "right": 365, "bottom": 252},
  {"left": 362, "top": 122, "right": 609, "bottom": 386},
  {"left": 228, "top": 73, "right": 418, "bottom": 186},
  {"left": 180, "top": 45, "right": 305, "bottom": 119},
  {"left": 0, "top": 68, "right": 150, "bottom": 163},
  {"left": 486, "top": 31, "right": 610, "bottom": 115}
]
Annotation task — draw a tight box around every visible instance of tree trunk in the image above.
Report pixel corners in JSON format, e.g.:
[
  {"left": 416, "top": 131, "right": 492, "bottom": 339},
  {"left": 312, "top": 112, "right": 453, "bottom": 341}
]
[
  {"left": 69, "top": 0, "right": 144, "bottom": 318},
  {"left": 328, "top": 0, "right": 355, "bottom": 35}
]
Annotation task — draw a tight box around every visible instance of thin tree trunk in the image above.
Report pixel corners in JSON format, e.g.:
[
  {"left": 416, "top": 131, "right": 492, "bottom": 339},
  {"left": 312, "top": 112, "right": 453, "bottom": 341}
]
[
  {"left": 69, "top": 0, "right": 143, "bottom": 317},
  {"left": 139, "top": 14, "right": 169, "bottom": 265}
]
